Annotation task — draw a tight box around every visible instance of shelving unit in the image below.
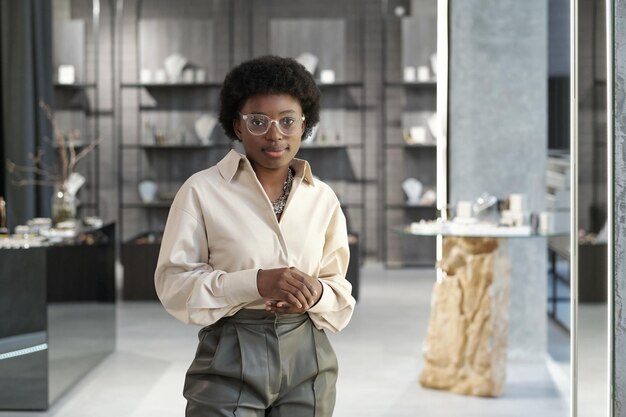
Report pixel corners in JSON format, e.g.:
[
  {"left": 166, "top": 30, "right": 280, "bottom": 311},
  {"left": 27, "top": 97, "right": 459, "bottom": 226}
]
[
  {"left": 116, "top": 0, "right": 233, "bottom": 242},
  {"left": 52, "top": 0, "right": 104, "bottom": 217},
  {"left": 248, "top": 0, "right": 368, "bottom": 250},
  {"left": 381, "top": 0, "right": 439, "bottom": 267},
  {"left": 115, "top": 0, "right": 233, "bottom": 299},
  {"left": 115, "top": 0, "right": 368, "bottom": 298}
]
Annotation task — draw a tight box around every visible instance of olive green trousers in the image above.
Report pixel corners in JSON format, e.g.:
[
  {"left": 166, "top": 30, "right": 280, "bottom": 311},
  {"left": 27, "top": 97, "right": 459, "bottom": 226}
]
[{"left": 184, "top": 309, "right": 338, "bottom": 417}]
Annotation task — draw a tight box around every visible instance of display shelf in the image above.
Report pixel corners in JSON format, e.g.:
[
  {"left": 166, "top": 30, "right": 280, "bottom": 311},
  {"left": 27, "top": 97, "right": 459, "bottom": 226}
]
[
  {"left": 381, "top": 0, "right": 439, "bottom": 267},
  {"left": 384, "top": 80, "right": 437, "bottom": 88},
  {"left": 51, "top": 0, "right": 109, "bottom": 219},
  {"left": 299, "top": 143, "right": 362, "bottom": 149},
  {"left": 386, "top": 142, "right": 437, "bottom": 149},
  {"left": 386, "top": 203, "right": 437, "bottom": 209},
  {"left": 122, "top": 201, "right": 173, "bottom": 209},
  {"left": 316, "top": 81, "right": 364, "bottom": 89},
  {"left": 120, "top": 82, "right": 223, "bottom": 89},
  {"left": 122, "top": 143, "right": 231, "bottom": 150},
  {"left": 116, "top": 0, "right": 233, "bottom": 246},
  {"left": 246, "top": 1, "right": 368, "bottom": 251},
  {"left": 53, "top": 82, "right": 97, "bottom": 89}
]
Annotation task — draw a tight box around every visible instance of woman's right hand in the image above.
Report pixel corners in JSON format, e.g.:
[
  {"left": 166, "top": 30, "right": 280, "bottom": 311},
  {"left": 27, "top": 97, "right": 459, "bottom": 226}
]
[{"left": 256, "top": 267, "right": 319, "bottom": 310}]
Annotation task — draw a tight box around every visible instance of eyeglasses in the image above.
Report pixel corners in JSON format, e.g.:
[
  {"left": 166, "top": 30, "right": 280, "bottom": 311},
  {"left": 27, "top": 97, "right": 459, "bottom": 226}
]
[{"left": 239, "top": 112, "right": 305, "bottom": 136}]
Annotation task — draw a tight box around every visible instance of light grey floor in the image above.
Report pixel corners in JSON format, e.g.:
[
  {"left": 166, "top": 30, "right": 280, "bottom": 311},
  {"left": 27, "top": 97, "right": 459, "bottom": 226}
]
[{"left": 2, "top": 265, "right": 573, "bottom": 417}]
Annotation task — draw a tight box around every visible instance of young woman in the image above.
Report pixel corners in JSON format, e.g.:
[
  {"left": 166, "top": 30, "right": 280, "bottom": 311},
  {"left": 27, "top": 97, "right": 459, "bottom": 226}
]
[{"left": 154, "top": 55, "right": 356, "bottom": 416}]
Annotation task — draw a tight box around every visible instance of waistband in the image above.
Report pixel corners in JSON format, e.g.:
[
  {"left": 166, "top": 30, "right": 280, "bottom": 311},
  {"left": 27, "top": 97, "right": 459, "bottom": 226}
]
[{"left": 221, "top": 309, "right": 310, "bottom": 325}]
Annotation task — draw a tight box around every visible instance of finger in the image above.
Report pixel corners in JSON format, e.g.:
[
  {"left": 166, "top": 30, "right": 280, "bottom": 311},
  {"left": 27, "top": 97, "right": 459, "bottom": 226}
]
[
  {"left": 283, "top": 276, "right": 314, "bottom": 306},
  {"left": 288, "top": 292, "right": 307, "bottom": 309},
  {"left": 289, "top": 268, "right": 319, "bottom": 296},
  {"left": 270, "top": 304, "right": 304, "bottom": 314},
  {"left": 279, "top": 280, "right": 310, "bottom": 309}
]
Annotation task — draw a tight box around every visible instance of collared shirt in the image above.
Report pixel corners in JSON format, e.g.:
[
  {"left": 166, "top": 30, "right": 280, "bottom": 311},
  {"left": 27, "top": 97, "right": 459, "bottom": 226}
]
[{"left": 154, "top": 150, "right": 356, "bottom": 333}]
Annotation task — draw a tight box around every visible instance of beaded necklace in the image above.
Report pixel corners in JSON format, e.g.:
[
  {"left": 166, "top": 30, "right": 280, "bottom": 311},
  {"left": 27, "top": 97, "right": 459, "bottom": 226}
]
[{"left": 271, "top": 167, "right": 294, "bottom": 216}]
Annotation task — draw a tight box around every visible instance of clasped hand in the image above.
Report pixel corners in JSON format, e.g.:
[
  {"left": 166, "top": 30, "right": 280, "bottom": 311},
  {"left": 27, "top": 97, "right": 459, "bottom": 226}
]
[{"left": 257, "top": 267, "right": 322, "bottom": 314}]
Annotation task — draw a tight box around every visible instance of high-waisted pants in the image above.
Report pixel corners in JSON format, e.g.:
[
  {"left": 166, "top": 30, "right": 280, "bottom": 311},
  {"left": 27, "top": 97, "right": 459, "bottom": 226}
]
[{"left": 183, "top": 309, "right": 338, "bottom": 417}]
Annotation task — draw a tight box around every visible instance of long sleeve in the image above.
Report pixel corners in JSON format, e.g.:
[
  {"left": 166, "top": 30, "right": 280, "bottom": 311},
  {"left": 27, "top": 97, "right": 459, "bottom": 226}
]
[
  {"left": 307, "top": 202, "right": 356, "bottom": 332},
  {"left": 154, "top": 192, "right": 261, "bottom": 327}
]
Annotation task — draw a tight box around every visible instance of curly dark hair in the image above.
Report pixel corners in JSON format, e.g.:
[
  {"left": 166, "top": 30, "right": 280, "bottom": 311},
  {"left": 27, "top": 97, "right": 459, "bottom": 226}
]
[{"left": 218, "top": 55, "right": 321, "bottom": 141}]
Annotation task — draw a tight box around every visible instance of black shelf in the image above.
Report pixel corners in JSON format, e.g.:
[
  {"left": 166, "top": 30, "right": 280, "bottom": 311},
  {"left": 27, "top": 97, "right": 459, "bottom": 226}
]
[
  {"left": 299, "top": 143, "right": 362, "bottom": 149},
  {"left": 384, "top": 80, "right": 437, "bottom": 89},
  {"left": 121, "top": 82, "right": 222, "bottom": 89},
  {"left": 54, "top": 83, "right": 97, "bottom": 90},
  {"left": 316, "top": 81, "right": 364, "bottom": 88},
  {"left": 122, "top": 143, "right": 231, "bottom": 150},
  {"left": 123, "top": 201, "right": 172, "bottom": 209},
  {"left": 386, "top": 203, "right": 437, "bottom": 209},
  {"left": 386, "top": 142, "right": 437, "bottom": 149}
]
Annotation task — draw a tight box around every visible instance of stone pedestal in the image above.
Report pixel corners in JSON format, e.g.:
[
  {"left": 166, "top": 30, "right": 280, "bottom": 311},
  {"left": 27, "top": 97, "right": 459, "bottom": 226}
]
[{"left": 419, "top": 237, "right": 512, "bottom": 397}]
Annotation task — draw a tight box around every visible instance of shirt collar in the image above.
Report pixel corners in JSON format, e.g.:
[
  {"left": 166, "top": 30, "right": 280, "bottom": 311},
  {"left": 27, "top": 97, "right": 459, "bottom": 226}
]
[{"left": 217, "top": 149, "right": 316, "bottom": 186}]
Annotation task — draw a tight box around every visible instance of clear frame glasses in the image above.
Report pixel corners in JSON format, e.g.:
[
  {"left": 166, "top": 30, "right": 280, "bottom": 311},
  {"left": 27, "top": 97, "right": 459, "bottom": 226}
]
[{"left": 239, "top": 112, "right": 305, "bottom": 136}]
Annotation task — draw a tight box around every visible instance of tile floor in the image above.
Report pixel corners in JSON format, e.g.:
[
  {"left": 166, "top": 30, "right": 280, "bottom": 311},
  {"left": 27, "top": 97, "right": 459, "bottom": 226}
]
[{"left": 0, "top": 265, "right": 581, "bottom": 417}]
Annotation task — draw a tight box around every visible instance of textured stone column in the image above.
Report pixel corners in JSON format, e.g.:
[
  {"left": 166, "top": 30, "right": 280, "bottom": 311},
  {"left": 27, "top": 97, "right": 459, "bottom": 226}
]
[
  {"left": 420, "top": 237, "right": 511, "bottom": 397},
  {"left": 448, "top": 0, "right": 548, "bottom": 359},
  {"left": 612, "top": 0, "right": 626, "bottom": 413}
]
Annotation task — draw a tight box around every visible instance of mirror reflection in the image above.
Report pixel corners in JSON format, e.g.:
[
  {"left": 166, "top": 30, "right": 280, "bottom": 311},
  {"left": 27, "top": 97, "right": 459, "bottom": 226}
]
[{"left": 575, "top": 0, "right": 609, "bottom": 415}]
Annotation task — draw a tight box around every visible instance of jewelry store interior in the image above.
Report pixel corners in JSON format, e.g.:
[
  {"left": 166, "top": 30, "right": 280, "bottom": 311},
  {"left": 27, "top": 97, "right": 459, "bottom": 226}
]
[{"left": 0, "top": 0, "right": 622, "bottom": 416}]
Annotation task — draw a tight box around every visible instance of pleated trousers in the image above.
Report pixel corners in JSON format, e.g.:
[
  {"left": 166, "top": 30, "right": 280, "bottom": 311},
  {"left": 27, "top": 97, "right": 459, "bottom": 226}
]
[{"left": 184, "top": 309, "right": 338, "bottom": 417}]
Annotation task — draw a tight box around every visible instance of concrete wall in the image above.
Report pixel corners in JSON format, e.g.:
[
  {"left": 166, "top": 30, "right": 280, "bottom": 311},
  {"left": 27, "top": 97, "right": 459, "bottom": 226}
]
[{"left": 448, "top": 0, "right": 548, "bottom": 359}]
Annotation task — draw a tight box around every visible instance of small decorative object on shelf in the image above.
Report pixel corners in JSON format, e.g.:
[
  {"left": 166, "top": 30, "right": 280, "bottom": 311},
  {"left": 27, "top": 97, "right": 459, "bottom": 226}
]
[
  {"left": 403, "top": 66, "right": 417, "bottom": 82},
  {"left": 5, "top": 101, "right": 100, "bottom": 225},
  {"left": 154, "top": 68, "right": 167, "bottom": 83},
  {"left": 295, "top": 52, "right": 318, "bottom": 75},
  {"left": 0, "top": 196, "right": 8, "bottom": 235},
  {"left": 194, "top": 114, "right": 217, "bottom": 145},
  {"left": 420, "top": 189, "right": 437, "bottom": 206},
  {"left": 404, "top": 126, "right": 435, "bottom": 145},
  {"left": 416, "top": 65, "right": 430, "bottom": 82},
  {"left": 140, "top": 68, "right": 152, "bottom": 83},
  {"left": 320, "top": 69, "right": 335, "bottom": 84},
  {"left": 182, "top": 68, "right": 195, "bottom": 83},
  {"left": 138, "top": 180, "right": 158, "bottom": 203},
  {"left": 194, "top": 68, "right": 206, "bottom": 83},
  {"left": 472, "top": 192, "right": 499, "bottom": 223},
  {"left": 164, "top": 52, "right": 188, "bottom": 83},
  {"left": 57, "top": 64, "right": 76, "bottom": 84},
  {"left": 402, "top": 177, "right": 423, "bottom": 205}
]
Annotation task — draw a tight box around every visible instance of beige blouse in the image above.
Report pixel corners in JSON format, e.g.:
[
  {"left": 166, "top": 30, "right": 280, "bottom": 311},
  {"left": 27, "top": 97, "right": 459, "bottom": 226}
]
[{"left": 154, "top": 150, "right": 356, "bottom": 333}]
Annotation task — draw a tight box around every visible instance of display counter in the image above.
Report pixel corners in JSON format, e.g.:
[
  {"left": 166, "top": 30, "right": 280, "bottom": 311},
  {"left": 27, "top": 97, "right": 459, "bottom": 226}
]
[
  {"left": 0, "top": 224, "right": 116, "bottom": 410},
  {"left": 399, "top": 221, "right": 567, "bottom": 397}
]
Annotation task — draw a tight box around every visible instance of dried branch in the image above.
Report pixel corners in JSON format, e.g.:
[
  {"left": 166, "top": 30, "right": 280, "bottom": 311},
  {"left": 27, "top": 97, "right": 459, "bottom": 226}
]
[
  {"left": 71, "top": 137, "right": 102, "bottom": 170},
  {"left": 38, "top": 100, "right": 69, "bottom": 183},
  {"left": 6, "top": 100, "right": 101, "bottom": 192}
]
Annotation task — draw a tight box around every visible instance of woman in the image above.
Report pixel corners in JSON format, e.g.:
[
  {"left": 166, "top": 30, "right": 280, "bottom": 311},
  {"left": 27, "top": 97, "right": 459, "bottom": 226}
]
[{"left": 154, "top": 55, "right": 356, "bottom": 417}]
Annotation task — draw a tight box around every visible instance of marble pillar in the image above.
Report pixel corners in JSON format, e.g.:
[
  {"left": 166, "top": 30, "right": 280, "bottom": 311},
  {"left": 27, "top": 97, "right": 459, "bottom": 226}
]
[
  {"left": 448, "top": 0, "right": 548, "bottom": 359},
  {"left": 420, "top": 237, "right": 511, "bottom": 397}
]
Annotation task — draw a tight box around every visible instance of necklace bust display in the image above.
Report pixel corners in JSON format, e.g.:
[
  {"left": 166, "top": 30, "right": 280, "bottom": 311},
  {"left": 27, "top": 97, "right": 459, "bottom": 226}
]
[{"left": 271, "top": 167, "right": 294, "bottom": 216}]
